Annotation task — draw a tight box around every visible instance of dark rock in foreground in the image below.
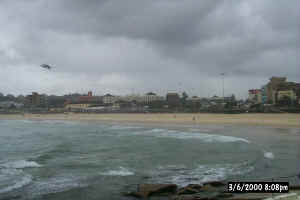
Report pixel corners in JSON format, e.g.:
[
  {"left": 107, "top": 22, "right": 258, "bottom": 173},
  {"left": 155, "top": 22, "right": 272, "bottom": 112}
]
[
  {"left": 124, "top": 184, "right": 178, "bottom": 198},
  {"left": 123, "top": 181, "right": 231, "bottom": 199},
  {"left": 177, "top": 184, "right": 203, "bottom": 195},
  {"left": 203, "top": 181, "right": 226, "bottom": 187},
  {"left": 122, "top": 181, "right": 279, "bottom": 200}
]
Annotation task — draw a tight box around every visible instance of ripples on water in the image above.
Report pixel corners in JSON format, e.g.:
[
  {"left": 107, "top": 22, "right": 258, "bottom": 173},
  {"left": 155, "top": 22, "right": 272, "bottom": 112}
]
[{"left": 0, "top": 120, "right": 299, "bottom": 200}]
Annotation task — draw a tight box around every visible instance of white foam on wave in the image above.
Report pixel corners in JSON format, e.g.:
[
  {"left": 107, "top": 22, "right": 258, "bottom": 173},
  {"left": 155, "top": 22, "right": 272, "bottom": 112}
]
[
  {"left": 148, "top": 128, "right": 170, "bottom": 133},
  {"left": 0, "top": 168, "right": 32, "bottom": 194},
  {"left": 40, "top": 120, "right": 78, "bottom": 125},
  {"left": 0, "top": 173, "right": 32, "bottom": 194},
  {"left": 1, "top": 160, "right": 42, "bottom": 169},
  {"left": 16, "top": 120, "right": 35, "bottom": 124},
  {"left": 28, "top": 176, "right": 87, "bottom": 197},
  {"left": 0, "top": 160, "right": 41, "bottom": 194},
  {"left": 100, "top": 167, "right": 134, "bottom": 176},
  {"left": 109, "top": 125, "right": 141, "bottom": 130},
  {"left": 144, "top": 129, "right": 250, "bottom": 143},
  {"left": 264, "top": 152, "right": 275, "bottom": 159},
  {"left": 151, "top": 162, "right": 254, "bottom": 186},
  {"left": 189, "top": 128, "right": 211, "bottom": 132}
]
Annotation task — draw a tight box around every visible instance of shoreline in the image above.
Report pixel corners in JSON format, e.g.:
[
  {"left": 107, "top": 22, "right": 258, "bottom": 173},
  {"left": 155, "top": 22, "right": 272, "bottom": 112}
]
[{"left": 1, "top": 113, "right": 300, "bottom": 128}]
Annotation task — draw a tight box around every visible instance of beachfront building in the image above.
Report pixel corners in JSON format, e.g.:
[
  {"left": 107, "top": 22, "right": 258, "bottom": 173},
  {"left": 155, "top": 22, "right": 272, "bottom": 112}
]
[
  {"left": 47, "top": 95, "right": 67, "bottom": 108},
  {"left": 64, "top": 91, "right": 103, "bottom": 110},
  {"left": 166, "top": 93, "right": 180, "bottom": 107},
  {"left": 186, "top": 96, "right": 202, "bottom": 102},
  {"left": 186, "top": 96, "right": 203, "bottom": 111},
  {"left": 103, "top": 94, "right": 118, "bottom": 104},
  {"left": 120, "top": 95, "right": 143, "bottom": 103},
  {"left": 78, "top": 92, "right": 102, "bottom": 104},
  {"left": 261, "top": 85, "right": 268, "bottom": 104},
  {"left": 79, "top": 91, "right": 93, "bottom": 102},
  {"left": 141, "top": 92, "right": 164, "bottom": 104},
  {"left": 25, "top": 92, "right": 47, "bottom": 107},
  {"left": 277, "top": 90, "right": 297, "bottom": 102},
  {"left": 65, "top": 103, "right": 92, "bottom": 110},
  {"left": 254, "top": 77, "right": 300, "bottom": 105},
  {"left": 266, "top": 77, "right": 287, "bottom": 104},
  {"left": 248, "top": 89, "right": 262, "bottom": 104},
  {"left": 117, "top": 93, "right": 164, "bottom": 105}
]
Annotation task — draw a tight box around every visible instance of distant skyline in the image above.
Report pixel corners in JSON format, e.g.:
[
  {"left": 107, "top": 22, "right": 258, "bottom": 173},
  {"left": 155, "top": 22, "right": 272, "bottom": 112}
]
[{"left": 1, "top": 0, "right": 300, "bottom": 98}]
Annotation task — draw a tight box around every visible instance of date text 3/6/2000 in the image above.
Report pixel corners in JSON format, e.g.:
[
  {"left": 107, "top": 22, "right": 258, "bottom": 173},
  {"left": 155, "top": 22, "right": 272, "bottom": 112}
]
[{"left": 228, "top": 182, "right": 289, "bottom": 193}]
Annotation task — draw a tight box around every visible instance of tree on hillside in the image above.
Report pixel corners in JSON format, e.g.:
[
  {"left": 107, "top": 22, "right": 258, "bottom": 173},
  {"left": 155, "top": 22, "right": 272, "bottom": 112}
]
[
  {"left": 6, "top": 94, "right": 15, "bottom": 101},
  {"left": 181, "top": 92, "right": 188, "bottom": 106},
  {"left": 16, "top": 95, "right": 26, "bottom": 103}
]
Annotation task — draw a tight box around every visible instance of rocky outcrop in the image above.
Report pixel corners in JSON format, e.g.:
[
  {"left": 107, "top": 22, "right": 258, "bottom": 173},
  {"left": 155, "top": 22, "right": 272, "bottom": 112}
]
[
  {"left": 203, "top": 181, "right": 226, "bottom": 187},
  {"left": 176, "top": 184, "right": 203, "bottom": 195},
  {"left": 124, "top": 184, "right": 178, "bottom": 198},
  {"left": 123, "top": 181, "right": 230, "bottom": 199}
]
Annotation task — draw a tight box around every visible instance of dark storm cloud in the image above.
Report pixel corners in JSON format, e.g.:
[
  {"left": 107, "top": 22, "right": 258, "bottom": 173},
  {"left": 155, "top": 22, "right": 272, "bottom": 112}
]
[
  {"left": 0, "top": 0, "right": 299, "bottom": 97},
  {"left": 32, "top": 1, "right": 220, "bottom": 44}
]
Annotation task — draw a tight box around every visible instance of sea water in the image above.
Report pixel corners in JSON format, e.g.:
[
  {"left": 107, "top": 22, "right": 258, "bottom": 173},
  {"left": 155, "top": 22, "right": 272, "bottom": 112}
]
[{"left": 0, "top": 120, "right": 299, "bottom": 199}]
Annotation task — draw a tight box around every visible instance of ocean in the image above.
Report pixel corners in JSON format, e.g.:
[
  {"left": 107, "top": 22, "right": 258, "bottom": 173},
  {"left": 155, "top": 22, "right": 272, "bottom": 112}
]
[{"left": 0, "top": 120, "right": 299, "bottom": 199}]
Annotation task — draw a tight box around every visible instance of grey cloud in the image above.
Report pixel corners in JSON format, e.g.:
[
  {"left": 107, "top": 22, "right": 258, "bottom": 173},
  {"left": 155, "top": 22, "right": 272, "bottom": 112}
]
[{"left": 0, "top": 0, "right": 299, "bottom": 98}]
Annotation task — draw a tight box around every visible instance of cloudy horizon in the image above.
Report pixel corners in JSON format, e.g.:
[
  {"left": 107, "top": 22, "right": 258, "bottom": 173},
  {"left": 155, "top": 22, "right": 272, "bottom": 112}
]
[{"left": 1, "top": 0, "right": 299, "bottom": 99}]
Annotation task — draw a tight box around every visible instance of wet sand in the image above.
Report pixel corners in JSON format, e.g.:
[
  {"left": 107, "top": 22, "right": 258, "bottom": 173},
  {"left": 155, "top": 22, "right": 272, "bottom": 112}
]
[{"left": 1, "top": 113, "right": 300, "bottom": 128}]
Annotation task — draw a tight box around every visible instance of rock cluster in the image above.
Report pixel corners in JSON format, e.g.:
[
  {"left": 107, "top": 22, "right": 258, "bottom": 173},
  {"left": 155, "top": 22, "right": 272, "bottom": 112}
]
[{"left": 123, "top": 181, "right": 235, "bottom": 200}]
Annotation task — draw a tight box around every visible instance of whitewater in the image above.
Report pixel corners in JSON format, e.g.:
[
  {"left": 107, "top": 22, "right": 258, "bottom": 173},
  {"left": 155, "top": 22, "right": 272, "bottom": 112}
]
[{"left": 0, "top": 120, "right": 299, "bottom": 200}]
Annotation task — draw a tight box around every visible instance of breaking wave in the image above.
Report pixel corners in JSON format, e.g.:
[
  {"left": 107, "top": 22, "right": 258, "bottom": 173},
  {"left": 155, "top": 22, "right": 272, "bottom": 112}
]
[
  {"left": 150, "top": 162, "right": 254, "bottom": 186},
  {"left": 264, "top": 152, "right": 275, "bottom": 159},
  {"left": 0, "top": 160, "right": 41, "bottom": 194},
  {"left": 109, "top": 125, "right": 142, "bottom": 130},
  {"left": 27, "top": 176, "right": 87, "bottom": 197},
  {"left": 37, "top": 120, "right": 78, "bottom": 125},
  {"left": 143, "top": 129, "right": 250, "bottom": 143},
  {"left": 1, "top": 160, "right": 42, "bottom": 169},
  {"left": 0, "top": 169, "right": 32, "bottom": 194},
  {"left": 100, "top": 167, "right": 134, "bottom": 176}
]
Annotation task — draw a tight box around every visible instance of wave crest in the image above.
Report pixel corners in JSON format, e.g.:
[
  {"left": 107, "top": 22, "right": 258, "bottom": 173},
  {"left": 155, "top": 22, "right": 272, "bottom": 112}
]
[
  {"left": 145, "top": 129, "right": 250, "bottom": 143},
  {"left": 264, "top": 152, "right": 275, "bottom": 159},
  {"left": 150, "top": 162, "right": 254, "bottom": 186},
  {"left": 100, "top": 167, "right": 134, "bottom": 176},
  {"left": 0, "top": 160, "right": 41, "bottom": 194},
  {"left": 1, "top": 160, "right": 42, "bottom": 169},
  {"left": 0, "top": 169, "right": 32, "bottom": 194}
]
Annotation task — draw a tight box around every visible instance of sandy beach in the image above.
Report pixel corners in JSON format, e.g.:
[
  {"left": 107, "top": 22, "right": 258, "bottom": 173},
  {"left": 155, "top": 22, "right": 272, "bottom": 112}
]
[{"left": 1, "top": 113, "right": 300, "bottom": 128}]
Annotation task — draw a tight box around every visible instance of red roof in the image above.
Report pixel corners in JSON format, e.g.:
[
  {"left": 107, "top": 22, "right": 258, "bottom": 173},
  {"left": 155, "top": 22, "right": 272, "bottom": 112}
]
[{"left": 248, "top": 89, "right": 261, "bottom": 94}]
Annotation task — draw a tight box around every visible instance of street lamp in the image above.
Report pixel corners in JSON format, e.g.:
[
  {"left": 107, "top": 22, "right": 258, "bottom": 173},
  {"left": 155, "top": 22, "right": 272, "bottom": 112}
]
[{"left": 221, "top": 73, "right": 225, "bottom": 99}]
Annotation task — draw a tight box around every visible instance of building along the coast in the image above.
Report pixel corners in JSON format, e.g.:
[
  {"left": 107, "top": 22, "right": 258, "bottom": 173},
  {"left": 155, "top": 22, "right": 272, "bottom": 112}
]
[
  {"left": 65, "top": 103, "right": 92, "bottom": 111},
  {"left": 277, "top": 90, "right": 297, "bottom": 102},
  {"left": 265, "top": 77, "right": 287, "bottom": 104},
  {"left": 142, "top": 92, "right": 164, "bottom": 104},
  {"left": 103, "top": 94, "right": 118, "bottom": 104},
  {"left": 261, "top": 85, "right": 268, "bottom": 104},
  {"left": 64, "top": 91, "right": 104, "bottom": 112},
  {"left": 254, "top": 77, "right": 300, "bottom": 106},
  {"left": 120, "top": 95, "right": 142, "bottom": 103},
  {"left": 248, "top": 89, "right": 262, "bottom": 104},
  {"left": 166, "top": 93, "right": 181, "bottom": 108},
  {"left": 186, "top": 96, "right": 203, "bottom": 111},
  {"left": 26, "top": 92, "right": 47, "bottom": 108},
  {"left": 119, "top": 93, "right": 164, "bottom": 105}
]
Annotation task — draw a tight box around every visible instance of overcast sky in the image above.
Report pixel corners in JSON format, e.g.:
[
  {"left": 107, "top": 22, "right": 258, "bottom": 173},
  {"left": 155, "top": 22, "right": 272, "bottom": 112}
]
[{"left": 1, "top": 0, "right": 299, "bottom": 98}]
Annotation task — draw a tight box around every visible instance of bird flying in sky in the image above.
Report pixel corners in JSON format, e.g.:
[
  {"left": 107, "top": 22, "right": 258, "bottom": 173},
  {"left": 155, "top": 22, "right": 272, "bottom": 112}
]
[{"left": 40, "top": 64, "right": 52, "bottom": 70}]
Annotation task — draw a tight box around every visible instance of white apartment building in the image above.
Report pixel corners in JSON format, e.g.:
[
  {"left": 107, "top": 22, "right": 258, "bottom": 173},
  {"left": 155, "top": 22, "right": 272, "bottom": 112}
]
[{"left": 103, "top": 94, "right": 119, "bottom": 104}]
